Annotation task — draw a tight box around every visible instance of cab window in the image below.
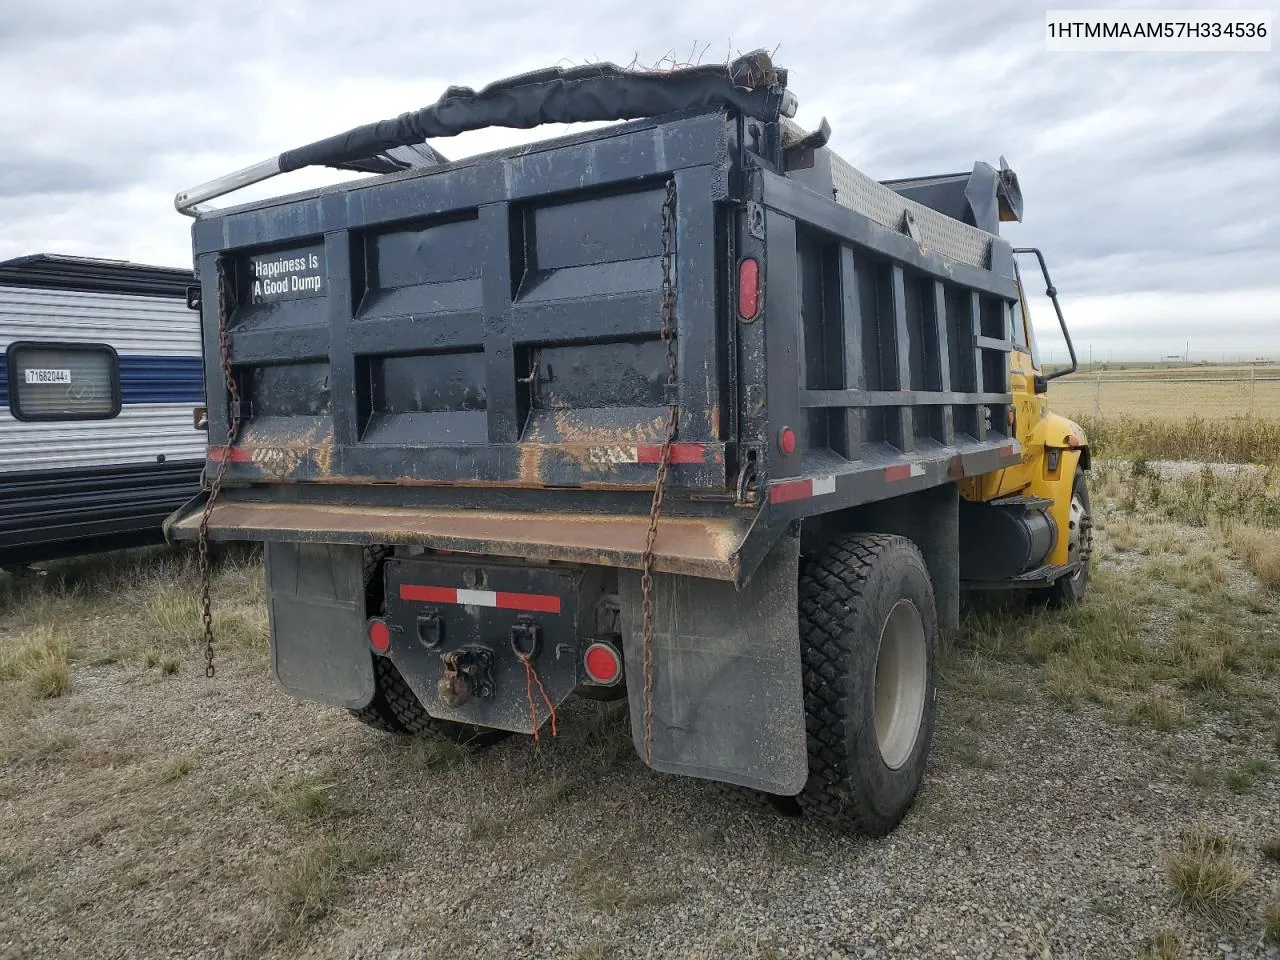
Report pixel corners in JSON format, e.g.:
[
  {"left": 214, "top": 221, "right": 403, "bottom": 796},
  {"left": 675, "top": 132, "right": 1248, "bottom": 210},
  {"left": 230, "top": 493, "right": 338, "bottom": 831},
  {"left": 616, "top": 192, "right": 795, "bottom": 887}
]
[{"left": 1010, "top": 299, "right": 1029, "bottom": 351}]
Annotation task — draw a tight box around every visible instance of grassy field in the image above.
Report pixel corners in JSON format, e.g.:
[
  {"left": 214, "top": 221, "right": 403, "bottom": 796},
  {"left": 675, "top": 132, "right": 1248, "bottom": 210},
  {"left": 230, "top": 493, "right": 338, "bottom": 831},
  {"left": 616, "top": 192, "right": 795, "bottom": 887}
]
[
  {"left": 1050, "top": 378, "right": 1280, "bottom": 422},
  {"left": 1, "top": 465, "right": 1279, "bottom": 957},
  {"left": 1048, "top": 362, "right": 1280, "bottom": 425},
  {"left": 1077, "top": 415, "right": 1280, "bottom": 466},
  {"left": 1039, "top": 363, "right": 1280, "bottom": 461}
]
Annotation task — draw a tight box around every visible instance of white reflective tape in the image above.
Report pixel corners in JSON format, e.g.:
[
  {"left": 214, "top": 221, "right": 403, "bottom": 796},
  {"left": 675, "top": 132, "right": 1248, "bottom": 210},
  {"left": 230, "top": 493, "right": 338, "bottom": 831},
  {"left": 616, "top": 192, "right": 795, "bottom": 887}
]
[
  {"left": 910, "top": 463, "right": 925, "bottom": 478},
  {"left": 589, "top": 446, "right": 638, "bottom": 464},
  {"left": 811, "top": 475, "right": 837, "bottom": 496},
  {"left": 456, "top": 589, "right": 497, "bottom": 607}
]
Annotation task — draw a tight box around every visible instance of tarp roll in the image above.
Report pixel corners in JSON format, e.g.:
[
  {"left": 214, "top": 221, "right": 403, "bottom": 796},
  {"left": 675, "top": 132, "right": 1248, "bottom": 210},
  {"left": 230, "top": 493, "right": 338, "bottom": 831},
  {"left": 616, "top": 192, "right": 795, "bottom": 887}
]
[{"left": 278, "top": 51, "right": 790, "bottom": 173}]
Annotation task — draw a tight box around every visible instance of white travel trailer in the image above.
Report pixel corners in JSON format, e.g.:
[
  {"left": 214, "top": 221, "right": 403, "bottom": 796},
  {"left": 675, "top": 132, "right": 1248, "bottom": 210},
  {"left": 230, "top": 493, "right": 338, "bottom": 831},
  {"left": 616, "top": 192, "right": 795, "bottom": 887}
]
[{"left": 0, "top": 254, "right": 204, "bottom": 566}]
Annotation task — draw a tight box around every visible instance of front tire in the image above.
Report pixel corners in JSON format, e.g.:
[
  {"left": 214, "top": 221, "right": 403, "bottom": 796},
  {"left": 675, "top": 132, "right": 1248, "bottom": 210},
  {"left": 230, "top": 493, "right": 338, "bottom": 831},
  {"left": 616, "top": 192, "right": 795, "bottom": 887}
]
[
  {"left": 1038, "top": 467, "right": 1092, "bottom": 607},
  {"left": 797, "top": 533, "right": 938, "bottom": 836}
]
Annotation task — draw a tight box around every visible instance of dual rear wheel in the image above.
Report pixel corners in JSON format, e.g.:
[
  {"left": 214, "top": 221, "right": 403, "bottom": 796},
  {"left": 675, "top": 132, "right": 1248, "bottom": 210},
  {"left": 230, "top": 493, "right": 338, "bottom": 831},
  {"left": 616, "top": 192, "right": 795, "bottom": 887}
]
[{"left": 796, "top": 534, "right": 938, "bottom": 836}]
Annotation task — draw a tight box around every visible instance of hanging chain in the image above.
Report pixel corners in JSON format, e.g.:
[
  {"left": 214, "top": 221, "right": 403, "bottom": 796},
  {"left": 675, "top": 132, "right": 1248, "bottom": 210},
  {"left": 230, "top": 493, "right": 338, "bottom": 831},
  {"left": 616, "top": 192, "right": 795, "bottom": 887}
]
[
  {"left": 640, "top": 179, "right": 679, "bottom": 767},
  {"left": 196, "top": 260, "right": 242, "bottom": 678}
]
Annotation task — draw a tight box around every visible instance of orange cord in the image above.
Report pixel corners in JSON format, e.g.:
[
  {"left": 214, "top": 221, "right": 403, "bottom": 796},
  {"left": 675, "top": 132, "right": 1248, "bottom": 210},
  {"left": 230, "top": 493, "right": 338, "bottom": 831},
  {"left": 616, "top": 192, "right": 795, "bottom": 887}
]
[{"left": 520, "top": 655, "right": 558, "bottom": 741}]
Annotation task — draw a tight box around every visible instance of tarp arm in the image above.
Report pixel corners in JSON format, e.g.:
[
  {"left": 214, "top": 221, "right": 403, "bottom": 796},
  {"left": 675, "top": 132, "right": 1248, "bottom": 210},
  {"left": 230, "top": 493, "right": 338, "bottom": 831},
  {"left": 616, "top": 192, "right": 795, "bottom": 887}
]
[{"left": 175, "top": 50, "right": 796, "bottom": 216}]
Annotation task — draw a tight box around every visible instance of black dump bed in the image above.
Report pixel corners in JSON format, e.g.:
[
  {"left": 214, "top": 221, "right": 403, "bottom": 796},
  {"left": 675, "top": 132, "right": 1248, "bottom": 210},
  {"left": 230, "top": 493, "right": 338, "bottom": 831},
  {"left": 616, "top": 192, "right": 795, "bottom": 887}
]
[{"left": 171, "top": 54, "right": 1022, "bottom": 585}]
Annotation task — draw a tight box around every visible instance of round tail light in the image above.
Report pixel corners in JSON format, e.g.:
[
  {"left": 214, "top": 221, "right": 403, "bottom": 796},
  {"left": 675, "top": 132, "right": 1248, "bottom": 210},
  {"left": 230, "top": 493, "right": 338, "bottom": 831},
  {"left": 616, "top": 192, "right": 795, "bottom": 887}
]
[
  {"left": 583, "top": 641, "right": 623, "bottom": 686},
  {"left": 778, "top": 426, "right": 797, "bottom": 456},
  {"left": 368, "top": 618, "right": 391, "bottom": 654}
]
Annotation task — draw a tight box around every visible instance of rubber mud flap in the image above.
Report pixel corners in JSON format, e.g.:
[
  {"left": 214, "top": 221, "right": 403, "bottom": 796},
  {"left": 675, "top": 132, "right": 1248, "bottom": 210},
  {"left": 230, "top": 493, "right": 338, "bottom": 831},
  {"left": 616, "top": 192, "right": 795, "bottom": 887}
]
[
  {"left": 619, "top": 531, "right": 807, "bottom": 795},
  {"left": 265, "top": 541, "right": 375, "bottom": 710}
]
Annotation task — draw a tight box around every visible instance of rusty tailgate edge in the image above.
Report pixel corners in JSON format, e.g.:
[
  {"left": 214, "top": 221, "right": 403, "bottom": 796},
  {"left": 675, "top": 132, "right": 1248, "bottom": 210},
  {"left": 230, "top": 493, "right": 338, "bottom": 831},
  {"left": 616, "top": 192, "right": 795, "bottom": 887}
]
[{"left": 167, "top": 499, "right": 770, "bottom": 584}]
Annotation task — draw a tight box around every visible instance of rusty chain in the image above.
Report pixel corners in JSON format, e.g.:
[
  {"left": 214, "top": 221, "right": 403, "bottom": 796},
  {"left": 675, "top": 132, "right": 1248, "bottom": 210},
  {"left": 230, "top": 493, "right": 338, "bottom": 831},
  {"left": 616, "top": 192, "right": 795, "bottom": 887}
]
[
  {"left": 640, "top": 178, "right": 679, "bottom": 767},
  {"left": 195, "top": 260, "right": 242, "bottom": 678}
]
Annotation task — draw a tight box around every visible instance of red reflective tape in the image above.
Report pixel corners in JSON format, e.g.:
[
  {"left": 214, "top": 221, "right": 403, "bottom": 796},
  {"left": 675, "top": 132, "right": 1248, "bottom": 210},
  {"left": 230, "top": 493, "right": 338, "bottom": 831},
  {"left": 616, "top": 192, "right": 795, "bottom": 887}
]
[
  {"left": 399, "top": 585, "right": 458, "bottom": 604},
  {"left": 769, "top": 479, "right": 813, "bottom": 504},
  {"left": 496, "top": 591, "right": 562, "bottom": 614},
  {"left": 635, "top": 443, "right": 708, "bottom": 464},
  {"left": 208, "top": 446, "right": 251, "bottom": 463},
  {"left": 1001, "top": 443, "right": 1017, "bottom": 457},
  {"left": 883, "top": 463, "right": 912, "bottom": 482},
  {"left": 399, "top": 584, "right": 561, "bottom": 614}
]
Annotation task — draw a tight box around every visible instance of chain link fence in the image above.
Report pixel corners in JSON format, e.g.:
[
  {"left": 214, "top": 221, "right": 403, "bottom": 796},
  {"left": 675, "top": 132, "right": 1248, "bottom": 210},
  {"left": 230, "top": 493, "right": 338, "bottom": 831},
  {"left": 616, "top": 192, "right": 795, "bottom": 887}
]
[{"left": 1048, "top": 365, "right": 1280, "bottom": 422}]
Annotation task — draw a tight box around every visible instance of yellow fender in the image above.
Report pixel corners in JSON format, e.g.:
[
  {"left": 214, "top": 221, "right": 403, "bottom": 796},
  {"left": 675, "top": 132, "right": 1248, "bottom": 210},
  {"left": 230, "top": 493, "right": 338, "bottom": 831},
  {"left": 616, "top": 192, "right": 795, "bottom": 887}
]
[{"left": 1026, "top": 413, "right": 1089, "bottom": 567}]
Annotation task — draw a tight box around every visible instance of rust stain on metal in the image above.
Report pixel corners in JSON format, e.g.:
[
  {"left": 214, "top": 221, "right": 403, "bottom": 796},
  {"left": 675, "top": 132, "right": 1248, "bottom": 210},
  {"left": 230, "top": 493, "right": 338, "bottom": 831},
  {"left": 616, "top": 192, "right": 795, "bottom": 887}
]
[
  {"left": 947, "top": 454, "right": 965, "bottom": 481},
  {"left": 518, "top": 443, "right": 547, "bottom": 485},
  {"left": 522, "top": 410, "right": 667, "bottom": 445},
  {"left": 173, "top": 500, "right": 758, "bottom": 581},
  {"left": 709, "top": 403, "right": 720, "bottom": 438},
  {"left": 307, "top": 420, "right": 335, "bottom": 476}
]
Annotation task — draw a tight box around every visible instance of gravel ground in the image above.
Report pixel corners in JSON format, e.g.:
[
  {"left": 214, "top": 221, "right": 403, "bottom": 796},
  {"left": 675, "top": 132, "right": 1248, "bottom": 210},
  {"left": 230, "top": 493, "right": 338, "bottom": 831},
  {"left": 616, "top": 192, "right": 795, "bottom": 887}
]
[{"left": 1, "top": 521, "right": 1279, "bottom": 959}]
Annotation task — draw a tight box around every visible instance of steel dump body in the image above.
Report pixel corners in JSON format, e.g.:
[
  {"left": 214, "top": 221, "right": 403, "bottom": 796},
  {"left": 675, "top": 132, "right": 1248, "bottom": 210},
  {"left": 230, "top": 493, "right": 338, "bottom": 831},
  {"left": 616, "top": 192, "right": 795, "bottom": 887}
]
[{"left": 176, "top": 108, "right": 1021, "bottom": 586}]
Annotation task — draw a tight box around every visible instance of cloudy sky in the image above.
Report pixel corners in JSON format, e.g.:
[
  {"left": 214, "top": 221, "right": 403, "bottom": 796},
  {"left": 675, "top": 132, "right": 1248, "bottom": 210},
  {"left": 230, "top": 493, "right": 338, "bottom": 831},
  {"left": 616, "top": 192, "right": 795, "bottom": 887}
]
[{"left": 1, "top": 1, "right": 1275, "bottom": 361}]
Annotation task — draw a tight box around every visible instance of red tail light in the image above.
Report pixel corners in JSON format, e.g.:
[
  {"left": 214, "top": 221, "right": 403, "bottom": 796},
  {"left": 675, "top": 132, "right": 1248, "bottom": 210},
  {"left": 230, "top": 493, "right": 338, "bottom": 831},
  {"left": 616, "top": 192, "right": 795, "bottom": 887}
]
[
  {"left": 778, "top": 426, "right": 797, "bottom": 456},
  {"left": 738, "top": 258, "right": 760, "bottom": 319},
  {"left": 368, "top": 618, "right": 391, "bottom": 654},
  {"left": 583, "top": 641, "right": 623, "bottom": 685}
]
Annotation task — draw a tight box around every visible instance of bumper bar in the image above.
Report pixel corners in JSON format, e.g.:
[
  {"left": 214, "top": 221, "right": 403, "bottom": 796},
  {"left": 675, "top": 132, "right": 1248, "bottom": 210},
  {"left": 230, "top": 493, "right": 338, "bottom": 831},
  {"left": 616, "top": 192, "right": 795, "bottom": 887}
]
[{"left": 166, "top": 497, "right": 766, "bottom": 584}]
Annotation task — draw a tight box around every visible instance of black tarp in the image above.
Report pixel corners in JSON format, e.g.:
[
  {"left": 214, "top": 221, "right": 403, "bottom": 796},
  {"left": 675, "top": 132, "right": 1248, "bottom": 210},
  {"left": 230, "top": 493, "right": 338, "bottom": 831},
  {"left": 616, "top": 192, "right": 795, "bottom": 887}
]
[{"left": 279, "top": 51, "right": 789, "bottom": 174}]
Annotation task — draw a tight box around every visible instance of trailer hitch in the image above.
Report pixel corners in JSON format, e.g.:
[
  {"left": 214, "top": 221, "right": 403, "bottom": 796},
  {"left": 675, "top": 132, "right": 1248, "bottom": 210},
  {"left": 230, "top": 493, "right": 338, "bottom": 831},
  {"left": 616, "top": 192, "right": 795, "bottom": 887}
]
[{"left": 437, "top": 646, "right": 495, "bottom": 708}]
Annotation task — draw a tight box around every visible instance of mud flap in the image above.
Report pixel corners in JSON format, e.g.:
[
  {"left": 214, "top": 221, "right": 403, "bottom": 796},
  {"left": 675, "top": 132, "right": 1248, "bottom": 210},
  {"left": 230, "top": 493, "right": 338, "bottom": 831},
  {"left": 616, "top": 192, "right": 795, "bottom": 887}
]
[
  {"left": 264, "top": 541, "right": 375, "bottom": 710},
  {"left": 619, "top": 531, "right": 807, "bottom": 795}
]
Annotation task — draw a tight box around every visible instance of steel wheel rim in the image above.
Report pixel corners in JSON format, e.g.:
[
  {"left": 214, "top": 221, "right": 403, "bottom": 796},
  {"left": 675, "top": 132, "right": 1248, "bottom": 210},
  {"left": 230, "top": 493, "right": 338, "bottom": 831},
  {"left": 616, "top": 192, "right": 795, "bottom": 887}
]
[
  {"left": 873, "top": 599, "right": 928, "bottom": 770},
  {"left": 1067, "top": 491, "right": 1090, "bottom": 583}
]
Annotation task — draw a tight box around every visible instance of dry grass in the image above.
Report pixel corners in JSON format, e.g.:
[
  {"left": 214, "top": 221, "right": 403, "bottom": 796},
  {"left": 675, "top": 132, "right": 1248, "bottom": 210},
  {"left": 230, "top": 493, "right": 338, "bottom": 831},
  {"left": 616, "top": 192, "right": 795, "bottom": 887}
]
[
  {"left": 948, "top": 574, "right": 1152, "bottom": 713},
  {"left": 1106, "top": 465, "right": 1280, "bottom": 530},
  {"left": 1263, "top": 836, "right": 1280, "bottom": 863},
  {"left": 1126, "top": 693, "right": 1185, "bottom": 732},
  {"left": 564, "top": 838, "right": 683, "bottom": 914},
  {"left": 0, "top": 546, "right": 267, "bottom": 707},
  {"left": 0, "top": 626, "right": 72, "bottom": 699},
  {"left": 157, "top": 756, "right": 194, "bottom": 784},
  {"left": 1228, "top": 525, "right": 1280, "bottom": 590},
  {"left": 1075, "top": 413, "right": 1280, "bottom": 466},
  {"left": 1053, "top": 374, "right": 1280, "bottom": 429},
  {"left": 1138, "top": 927, "right": 1185, "bottom": 960},
  {"left": 266, "top": 775, "right": 352, "bottom": 823},
  {"left": 1266, "top": 895, "right": 1280, "bottom": 943},
  {"left": 271, "top": 837, "right": 388, "bottom": 935},
  {"left": 1165, "top": 828, "right": 1253, "bottom": 929}
]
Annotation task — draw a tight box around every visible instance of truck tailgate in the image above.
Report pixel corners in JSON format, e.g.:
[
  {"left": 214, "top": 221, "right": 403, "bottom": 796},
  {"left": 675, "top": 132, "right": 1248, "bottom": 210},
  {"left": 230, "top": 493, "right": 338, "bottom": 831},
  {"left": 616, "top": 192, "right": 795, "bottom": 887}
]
[{"left": 193, "top": 114, "right": 736, "bottom": 493}]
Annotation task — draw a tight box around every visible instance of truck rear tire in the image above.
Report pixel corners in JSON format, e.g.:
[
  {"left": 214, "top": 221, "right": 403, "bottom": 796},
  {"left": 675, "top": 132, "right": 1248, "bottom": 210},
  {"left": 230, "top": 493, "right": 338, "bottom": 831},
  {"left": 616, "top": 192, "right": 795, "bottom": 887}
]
[
  {"left": 350, "top": 655, "right": 411, "bottom": 734},
  {"left": 351, "top": 655, "right": 509, "bottom": 747},
  {"left": 797, "top": 533, "right": 938, "bottom": 836}
]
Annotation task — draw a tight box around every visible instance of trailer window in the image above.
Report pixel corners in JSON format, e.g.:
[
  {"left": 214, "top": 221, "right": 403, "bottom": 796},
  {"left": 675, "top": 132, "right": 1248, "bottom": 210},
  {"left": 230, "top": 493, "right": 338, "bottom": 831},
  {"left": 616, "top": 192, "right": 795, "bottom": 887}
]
[{"left": 6, "top": 342, "right": 121, "bottom": 421}]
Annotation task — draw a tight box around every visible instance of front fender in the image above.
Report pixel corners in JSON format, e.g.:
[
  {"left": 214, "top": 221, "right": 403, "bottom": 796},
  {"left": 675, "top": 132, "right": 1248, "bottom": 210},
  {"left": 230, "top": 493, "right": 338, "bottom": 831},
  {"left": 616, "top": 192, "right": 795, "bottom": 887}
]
[{"left": 1027, "top": 413, "right": 1086, "bottom": 567}]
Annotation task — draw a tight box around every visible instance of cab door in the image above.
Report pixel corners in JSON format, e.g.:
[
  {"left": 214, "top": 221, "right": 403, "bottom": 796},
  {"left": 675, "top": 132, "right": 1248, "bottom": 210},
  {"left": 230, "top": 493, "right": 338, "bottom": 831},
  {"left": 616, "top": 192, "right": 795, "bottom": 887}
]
[
  {"left": 986, "top": 265, "right": 1044, "bottom": 496},
  {"left": 1010, "top": 261, "right": 1047, "bottom": 452}
]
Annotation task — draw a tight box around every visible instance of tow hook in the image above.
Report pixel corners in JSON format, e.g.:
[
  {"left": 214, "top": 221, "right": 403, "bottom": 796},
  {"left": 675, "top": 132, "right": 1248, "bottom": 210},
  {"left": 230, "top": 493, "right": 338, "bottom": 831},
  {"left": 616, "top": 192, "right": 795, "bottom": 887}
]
[
  {"left": 438, "top": 646, "right": 495, "bottom": 708},
  {"left": 509, "top": 616, "right": 542, "bottom": 661}
]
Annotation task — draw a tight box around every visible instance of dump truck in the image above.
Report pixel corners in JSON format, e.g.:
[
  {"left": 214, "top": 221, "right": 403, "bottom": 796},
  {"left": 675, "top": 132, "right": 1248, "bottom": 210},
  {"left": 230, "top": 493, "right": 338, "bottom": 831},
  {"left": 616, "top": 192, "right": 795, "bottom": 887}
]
[{"left": 167, "top": 52, "right": 1091, "bottom": 835}]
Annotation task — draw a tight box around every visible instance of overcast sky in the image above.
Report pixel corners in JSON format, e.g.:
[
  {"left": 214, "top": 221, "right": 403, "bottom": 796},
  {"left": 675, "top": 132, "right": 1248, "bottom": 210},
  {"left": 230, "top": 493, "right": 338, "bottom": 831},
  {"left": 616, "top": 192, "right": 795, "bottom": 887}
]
[{"left": 1, "top": 1, "right": 1275, "bottom": 361}]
